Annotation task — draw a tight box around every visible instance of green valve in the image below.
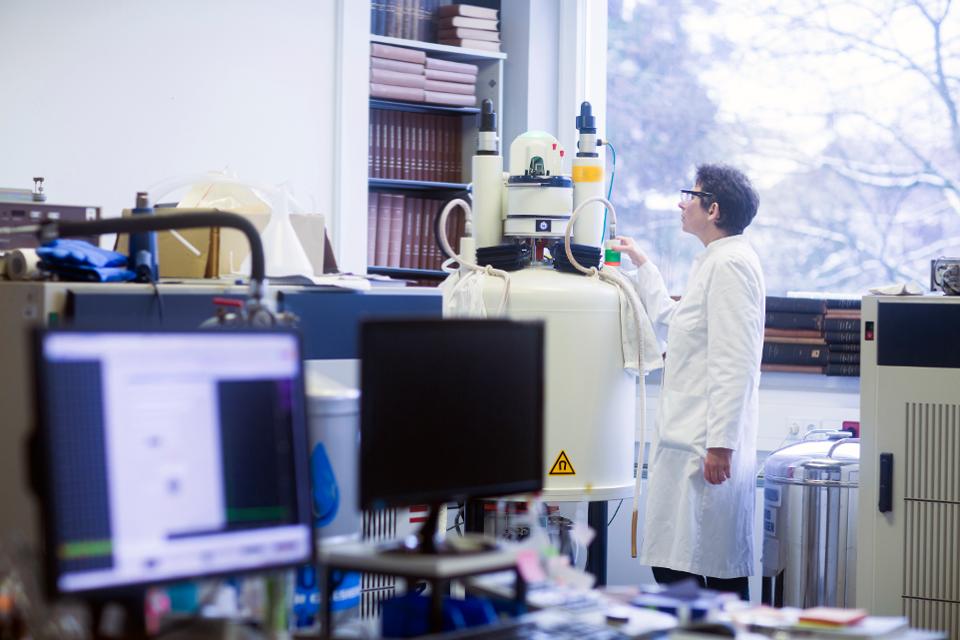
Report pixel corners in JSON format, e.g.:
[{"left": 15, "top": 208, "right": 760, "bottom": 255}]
[{"left": 604, "top": 249, "right": 622, "bottom": 265}]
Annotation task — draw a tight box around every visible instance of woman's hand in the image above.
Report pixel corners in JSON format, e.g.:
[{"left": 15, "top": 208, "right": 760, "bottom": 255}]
[
  {"left": 704, "top": 448, "right": 733, "bottom": 485},
  {"left": 608, "top": 236, "right": 648, "bottom": 266}
]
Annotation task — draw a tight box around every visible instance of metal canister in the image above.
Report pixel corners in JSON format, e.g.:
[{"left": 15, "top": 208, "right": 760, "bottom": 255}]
[
  {"left": 305, "top": 367, "right": 361, "bottom": 543},
  {"left": 761, "top": 432, "right": 860, "bottom": 607}
]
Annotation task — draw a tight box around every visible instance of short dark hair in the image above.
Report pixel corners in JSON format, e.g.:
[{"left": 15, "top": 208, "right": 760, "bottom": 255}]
[{"left": 695, "top": 164, "right": 759, "bottom": 234}]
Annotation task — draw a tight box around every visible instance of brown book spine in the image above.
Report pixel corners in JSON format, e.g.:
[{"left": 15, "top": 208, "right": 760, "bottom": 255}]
[
  {"left": 453, "top": 116, "right": 462, "bottom": 182},
  {"left": 416, "top": 197, "right": 428, "bottom": 269},
  {"left": 824, "top": 317, "right": 861, "bottom": 332},
  {"left": 375, "top": 194, "right": 392, "bottom": 265},
  {"left": 424, "top": 57, "right": 479, "bottom": 75},
  {"left": 369, "top": 83, "right": 426, "bottom": 102},
  {"left": 388, "top": 194, "right": 405, "bottom": 267},
  {"left": 381, "top": 111, "right": 391, "bottom": 179},
  {"left": 437, "top": 3, "right": 498, "bottom": 20},
  {"left": 438, "top": 38, "right": 501, "bottom": 52},
  {"left": 389, "top": 111, "right": 399, "bottom": 179},
  {"left": 428, "top": 199, "right": 441, "bottom": 269},
  {"left": 426, "top": 116, "right": 437, "bottom": 181},
  {"left": 416, "top": 113, "right": 427, "bottom": 180},
  {"left": 401, "top": 112, "right": 411, "bottom": 180},
  {"left": 371, "top": 57, "right": 426, "bottom": 75},
  {"left": 765, "top": 311, "right": 823, "bottom": 331},
  {"left": 437, "top": 27, "right": 501, "bottom": 42},
  {"left": 424, "top": 68, "right": 477, "bottom": 84},
  {"left": 370, "top": 68, "right": 427, "bottom": 89},
  {"left": 437, "top": 16, "right": 499, "bottom": 31},
  {"left": 367, "top": 192, "right": 379, "bottom": 266},
  {"left": 400, "top": 196, "right": 413, "bottom": 268},
  {"left": 421, "top": 197, "right": 432, "bottom": 269},
  {"left": 424, "top": 79, "right": 475, "bottom": 95},
  {"left": 373, "top": 110, "right": 383, "bottom": 178},
  {"left": 761, "top": 364, "right": 825, "bottom": 374},
  {"left": 423, "top": 90, "right": 477, "bottom": 107},
  {"left": 410, "top": 197, "right": 423, "bottom": 270},
  {"left": 371, "top": 42, "right": 427, "bottom": 64},
  {"left": 764, "top": 328, "right": 823, "bottom": 339},
  {"left": 437, "top": 119, "right": 447, "bottom": 183},
  {"left": 368, "top": 110, "right": 375, "bottom": 178},
  {"left": 762, "top": 341, "right": 828, "bottom": 365}
]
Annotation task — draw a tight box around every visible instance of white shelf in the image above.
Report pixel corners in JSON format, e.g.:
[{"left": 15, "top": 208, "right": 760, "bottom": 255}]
[{"left": 371, "top": 34, "right": 507, "bottom": 61}]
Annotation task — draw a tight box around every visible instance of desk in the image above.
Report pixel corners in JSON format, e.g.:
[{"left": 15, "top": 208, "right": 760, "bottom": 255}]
[
  {"left": 318, "top": 541, "right": 525, "bottom": 637},
  {"left": 0, "top": 280, "right": 441, "bottom": 551}
]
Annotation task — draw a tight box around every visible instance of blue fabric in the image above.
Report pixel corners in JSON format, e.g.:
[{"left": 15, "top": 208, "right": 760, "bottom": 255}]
[
  {"left": 38, "top": 240, "right": 135, "bottom": 282},
  {"left": 38, "top": 264, "right": 136, "bottom": 282},
  {"left": 37, "top": 239, "right": 129, "bottom": 268}
]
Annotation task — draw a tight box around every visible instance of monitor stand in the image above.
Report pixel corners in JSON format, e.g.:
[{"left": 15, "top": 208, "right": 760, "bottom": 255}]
[
  {"left": 382, "top": 503, "right": 499, "bottom": 556},
  {"left": 86, "top": 587, "right": 149, "bottom": 639},
  {"left": 86, "top": 588, "right": 264, "bottom": 640},
  {"left": 157, "top": 618, "right": 263, "bottom": 640}
]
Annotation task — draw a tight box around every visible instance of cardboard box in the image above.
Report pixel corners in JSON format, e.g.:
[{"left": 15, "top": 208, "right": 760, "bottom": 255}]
[{"left": 115, "top": 208, "right": 327, "bottom": 279}]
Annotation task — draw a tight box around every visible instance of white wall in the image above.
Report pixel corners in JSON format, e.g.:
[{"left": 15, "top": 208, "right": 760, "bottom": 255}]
[
  {"left": 501, "top": 0, "right": 561, "bottom": 148},
  {"left": 0, "top": 0, "right": 336, "bottom": 231},
  {"left": 500, "top": 0, "right": 607, "bottom": 173}
]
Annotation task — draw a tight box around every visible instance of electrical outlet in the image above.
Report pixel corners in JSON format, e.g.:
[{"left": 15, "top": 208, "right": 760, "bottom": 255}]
[{"left": 787, "top": 417, "right": 820, "bottom": 436}]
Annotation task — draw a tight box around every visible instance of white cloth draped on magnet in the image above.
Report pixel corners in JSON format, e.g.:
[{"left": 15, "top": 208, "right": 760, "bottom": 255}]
[
  {"left": 600, "top": 267, "right": 663, "bottom": 376},
  {"left": 440, "top": 269, "right": 488, "bottom": 318}
]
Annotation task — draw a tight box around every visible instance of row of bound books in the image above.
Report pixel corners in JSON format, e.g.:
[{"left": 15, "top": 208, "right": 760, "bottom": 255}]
[
  {"left": 372, "top": 2, "right": 501, "bottom": 51},
  {"left": 370, "top": 43, "right": 479, "bottom": 107},
  {"left": 761, "top": 295, "right": 862, "bottom": 377},
  {"left": 371, "top": 0, "right": 441, "bottom": 42},
  {"left": 368, "top": 192, "right": 464, "bottom": 270},
  {"left": 370, "top": 109, "right": 463, "bottom": 182}
]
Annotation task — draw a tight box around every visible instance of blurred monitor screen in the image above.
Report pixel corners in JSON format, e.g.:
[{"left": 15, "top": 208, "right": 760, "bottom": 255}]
[
  {"left": 33, "top": 330, "right": 313, "bottom": 594},
  {"left": 360, "top": 319, "right": 544, "bottom": 510}
]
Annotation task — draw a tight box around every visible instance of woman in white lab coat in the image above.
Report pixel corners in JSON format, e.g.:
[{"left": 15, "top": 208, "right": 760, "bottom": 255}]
[{"left": 610, "top": 164, "right": 765, "bottom": 600}]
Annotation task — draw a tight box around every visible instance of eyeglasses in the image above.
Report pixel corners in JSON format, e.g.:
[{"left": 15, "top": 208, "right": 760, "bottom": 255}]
[{"left": 680, "top": 189, "right": 714, "bottom": 203}]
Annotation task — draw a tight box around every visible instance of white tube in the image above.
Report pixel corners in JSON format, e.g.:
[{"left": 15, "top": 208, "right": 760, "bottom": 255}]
[
  {"left": 572, "top": 155, "right": 606, "bottom": 246},
  {"left": 437, "top": 198, "right": 511, "bottom": 316},
  {"left": 471, "top": 154, "right": 504, "bottom": 248},
  {"left": 564, "top": 199, "right": 651, "bottom": 557},
  {"left": 563, "top": 195, "right": 618, "bottom": 275},
  {"left": 6, "top": 248, "right": 41, "bottom": 280},
  {"left": 632, "top": 376, "right": 646, "bottom": 558}
]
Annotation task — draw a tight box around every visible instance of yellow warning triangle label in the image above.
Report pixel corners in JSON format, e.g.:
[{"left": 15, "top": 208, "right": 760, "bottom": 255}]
[{"left": 549, "top": 450, "right": 576, "bottom": 476}]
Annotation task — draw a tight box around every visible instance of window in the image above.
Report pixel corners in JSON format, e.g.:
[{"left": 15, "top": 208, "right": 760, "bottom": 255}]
[{"left": 607, "top": 0, "right": 960, "bottom": 294}]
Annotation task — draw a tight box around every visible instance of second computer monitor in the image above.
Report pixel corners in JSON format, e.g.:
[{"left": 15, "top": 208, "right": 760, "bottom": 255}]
[{"left": 359, "top": 319, "right": 544, "bottom": 511}]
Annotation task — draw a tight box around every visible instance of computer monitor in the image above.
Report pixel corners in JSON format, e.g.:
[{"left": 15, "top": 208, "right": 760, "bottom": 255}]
[
  {"left": 32, "top": 329, "right": 313, "bottom": 596},
  {"left": 359, "top": 319, "right": 544, "bottom": 552}
]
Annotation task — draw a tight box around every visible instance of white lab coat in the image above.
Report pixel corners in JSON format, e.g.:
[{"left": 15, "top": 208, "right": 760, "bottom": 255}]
[{"left": 633, "top": 235, "right": 765, "bottom": 579}]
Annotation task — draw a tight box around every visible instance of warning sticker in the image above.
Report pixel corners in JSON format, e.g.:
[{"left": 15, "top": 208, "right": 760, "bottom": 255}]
[{"left": 549, "top": 450, "right": 576, "bottom": 476}]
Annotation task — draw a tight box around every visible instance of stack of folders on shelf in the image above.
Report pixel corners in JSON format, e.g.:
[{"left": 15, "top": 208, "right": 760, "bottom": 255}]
[
  {"left": 436, "top": 3, "right": 501, "bottom": 52},
  {"left": 369, "top": 108, "right": 463, "bottom": 182},
  {"left": 371, "top": 0, "right": 442, "bottom": 42},
  {"left": 761, "top": 296, "right": 861, "bottom": 377},
  {"left": 370, "top": 43, "right": 479, "bottom": 107},
  {"left": 367, "top": 192, "right": 465, "bottom": 270}
]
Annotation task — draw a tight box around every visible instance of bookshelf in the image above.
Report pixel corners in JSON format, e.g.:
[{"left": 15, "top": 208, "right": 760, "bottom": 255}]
[
  {"left": 370, "top": 34, "right": 507, "bottom": 61},
  {"left": 367, "top": 26, "right": 505, "bottom": 281},
  {"left": 370, "top": 178, "right": 469, "bottom": 191}
]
